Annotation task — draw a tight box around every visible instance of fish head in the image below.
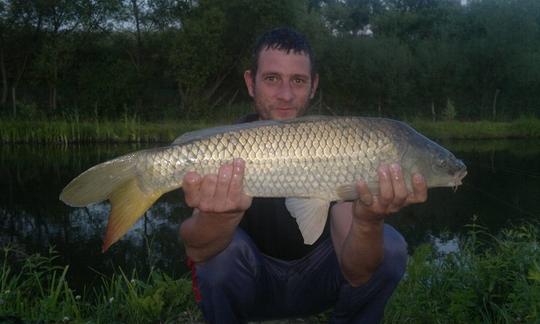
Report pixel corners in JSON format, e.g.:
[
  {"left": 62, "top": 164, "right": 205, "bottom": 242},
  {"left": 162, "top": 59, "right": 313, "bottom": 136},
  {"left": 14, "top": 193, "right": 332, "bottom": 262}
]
[{"left": 403, "top": 136, "right": 467, "bottom": 190}]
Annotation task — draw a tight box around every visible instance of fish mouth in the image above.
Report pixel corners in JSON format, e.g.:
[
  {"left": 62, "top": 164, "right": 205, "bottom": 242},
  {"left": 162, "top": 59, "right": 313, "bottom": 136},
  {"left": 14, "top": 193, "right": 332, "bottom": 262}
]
[{"left": 450, "top": 169, "right": 468, "bottom": 191}]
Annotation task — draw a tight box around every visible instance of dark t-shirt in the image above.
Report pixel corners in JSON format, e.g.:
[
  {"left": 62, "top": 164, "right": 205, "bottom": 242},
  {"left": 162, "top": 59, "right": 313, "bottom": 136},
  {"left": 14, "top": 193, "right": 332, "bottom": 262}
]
[
  {"left": 236, "top": 113, "right": 330, "bottom": 260},
  {"left": 239, "top": 197, "right": 330, "bottom": 260}
]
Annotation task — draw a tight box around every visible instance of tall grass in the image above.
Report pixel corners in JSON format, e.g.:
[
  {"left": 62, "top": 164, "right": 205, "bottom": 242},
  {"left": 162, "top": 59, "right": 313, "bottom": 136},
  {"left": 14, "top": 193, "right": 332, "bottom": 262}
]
[
  {"left": 1, "top": 115, "right": 539, "bottom": 144},
  {"left": 0, "top": 118, "right": 213, "bottom": 144},
  {"left": 410, "top": 116, "right": 540, "bottom": 140},
  {"left": 0, "top": 246, "right": 199, "bottom": 323}
]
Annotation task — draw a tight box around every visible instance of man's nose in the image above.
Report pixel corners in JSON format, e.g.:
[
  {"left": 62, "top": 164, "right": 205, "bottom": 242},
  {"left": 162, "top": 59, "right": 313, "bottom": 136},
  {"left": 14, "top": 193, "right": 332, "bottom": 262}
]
[{"left": 276, "top": 81, "right": 294, "bottom": 101}]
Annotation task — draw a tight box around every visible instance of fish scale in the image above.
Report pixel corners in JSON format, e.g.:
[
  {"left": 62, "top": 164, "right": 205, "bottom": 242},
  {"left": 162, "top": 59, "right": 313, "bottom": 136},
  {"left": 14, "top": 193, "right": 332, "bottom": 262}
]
[
  {"left": 173, "top": 119, "right": 377, "bottom": 198},
  {"left": 60, "top": 116, "right": 467, "bottom": 250}
]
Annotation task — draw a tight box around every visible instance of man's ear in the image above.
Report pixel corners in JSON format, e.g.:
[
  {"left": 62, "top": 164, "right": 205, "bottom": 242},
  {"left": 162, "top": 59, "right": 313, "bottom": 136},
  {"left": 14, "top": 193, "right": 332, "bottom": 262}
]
[
  {"left": 310, "top": 73, "right": 320, "bottom": 99},
  {"left": 244, "top": 70, "right": 255, "bottom": 98}
]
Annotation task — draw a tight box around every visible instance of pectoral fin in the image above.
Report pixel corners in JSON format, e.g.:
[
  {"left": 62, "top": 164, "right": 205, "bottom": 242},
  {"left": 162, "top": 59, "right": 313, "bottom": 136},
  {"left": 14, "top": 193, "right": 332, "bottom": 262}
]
[{"left": 285, "top": 197, "right": 331, "bottom": 245}]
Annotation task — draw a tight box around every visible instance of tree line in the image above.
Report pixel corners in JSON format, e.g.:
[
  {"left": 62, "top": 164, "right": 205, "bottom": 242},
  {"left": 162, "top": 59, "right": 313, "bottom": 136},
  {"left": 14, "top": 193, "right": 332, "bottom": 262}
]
[{"left": 2, "top": 0, "right": 539, "bottom": 121}]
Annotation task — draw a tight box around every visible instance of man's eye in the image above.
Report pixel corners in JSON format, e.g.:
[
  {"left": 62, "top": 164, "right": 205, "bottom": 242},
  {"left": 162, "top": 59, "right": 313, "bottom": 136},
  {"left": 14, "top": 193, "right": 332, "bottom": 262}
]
[
  {"left": 293, "top": 78, "right": 307, "bottom": 85},
  {"left": 265, "top": 76, "right": 278, "bottom": 82}
]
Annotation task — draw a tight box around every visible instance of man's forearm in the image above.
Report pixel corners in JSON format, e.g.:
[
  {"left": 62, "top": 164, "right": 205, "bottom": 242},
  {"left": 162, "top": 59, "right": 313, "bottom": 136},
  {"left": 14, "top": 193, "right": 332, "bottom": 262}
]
[
  {"left": 339, "top": 218, "right": 384, "bottom": 287},
  {"left": 180, "top": 209, "right": 244, "bottom": 263}
]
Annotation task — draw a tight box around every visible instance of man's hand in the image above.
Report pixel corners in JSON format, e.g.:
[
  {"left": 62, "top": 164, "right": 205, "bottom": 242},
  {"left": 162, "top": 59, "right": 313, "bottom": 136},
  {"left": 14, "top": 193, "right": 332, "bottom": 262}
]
[
  {"left": 183, "top": 158, "right": 252, "bottom": 215},
  {"left": 331, "top": 163, "right": 428, "bottom": 286},
  {"left": 353, "top": 163, "right": 427, "bottom": 223},
  {"left": 179, "top": 158, "right": 252, "bottom": 263}
]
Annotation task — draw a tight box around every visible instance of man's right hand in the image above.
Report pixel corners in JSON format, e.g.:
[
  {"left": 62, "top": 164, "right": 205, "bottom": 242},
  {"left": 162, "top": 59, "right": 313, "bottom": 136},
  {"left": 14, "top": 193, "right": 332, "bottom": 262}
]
[
  {"left": 183, "top": 158, "right": 252, "bottom": 214},
  {"left": 179, "top": 158, "right": 252, "bottom": 263}
]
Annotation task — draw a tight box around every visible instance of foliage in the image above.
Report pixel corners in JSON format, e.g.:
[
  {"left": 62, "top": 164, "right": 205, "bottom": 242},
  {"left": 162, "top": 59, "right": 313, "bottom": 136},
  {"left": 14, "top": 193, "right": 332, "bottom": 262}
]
[
  {"left": 1, "top": 0, "right": 540, "bottom": 120},
  {"left": 385, "top": 222, "right": 540, "bottom": 323}
]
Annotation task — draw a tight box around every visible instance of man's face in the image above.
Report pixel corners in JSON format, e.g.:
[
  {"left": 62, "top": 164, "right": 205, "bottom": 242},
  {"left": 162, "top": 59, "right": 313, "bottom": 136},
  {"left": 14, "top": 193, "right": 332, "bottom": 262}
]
[{"left": 244, "top": 48, "right": 319, "bottom": 121}]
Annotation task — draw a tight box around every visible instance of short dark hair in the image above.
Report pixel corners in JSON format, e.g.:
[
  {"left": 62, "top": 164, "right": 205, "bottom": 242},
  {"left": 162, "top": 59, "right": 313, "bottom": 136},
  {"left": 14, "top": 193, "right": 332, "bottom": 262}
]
[{"left": 250, "top": 27, "right": 316, "bottom": 80}]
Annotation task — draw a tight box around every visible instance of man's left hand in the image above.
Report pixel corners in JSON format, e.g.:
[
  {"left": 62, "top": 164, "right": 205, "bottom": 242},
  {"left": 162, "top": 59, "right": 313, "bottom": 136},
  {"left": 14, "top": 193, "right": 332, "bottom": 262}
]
[{"left": 354, "top": 163, "right": 428, "bottom": 223}]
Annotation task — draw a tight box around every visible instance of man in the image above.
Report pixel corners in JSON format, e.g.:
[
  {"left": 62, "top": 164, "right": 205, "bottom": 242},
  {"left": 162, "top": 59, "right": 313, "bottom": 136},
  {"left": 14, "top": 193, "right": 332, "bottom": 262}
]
[{"left": 179, "top": 28, "right": 428, "bottom": 323}]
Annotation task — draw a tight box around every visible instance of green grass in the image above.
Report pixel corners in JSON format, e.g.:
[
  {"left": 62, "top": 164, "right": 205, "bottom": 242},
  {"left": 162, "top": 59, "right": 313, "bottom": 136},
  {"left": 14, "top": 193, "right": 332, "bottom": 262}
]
[
  {"left": 410, "top": 116, "right": 540, "bottom": 140},
  {"left": 1, "top": 222, "right": 538, "bottom": 323},
  {"left": 0, "top": 246, "right": 200, "bottom": 323},
  {"left": 0, "top": 118, "right": 214, "bottom": 144},
  {"left": 1, "top": 116, "right": 539, "bottom": 144}
]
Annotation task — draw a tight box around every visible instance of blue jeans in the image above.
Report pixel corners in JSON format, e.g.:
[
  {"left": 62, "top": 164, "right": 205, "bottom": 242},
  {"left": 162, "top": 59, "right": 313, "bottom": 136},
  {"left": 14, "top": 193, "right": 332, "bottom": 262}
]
[{"left": 189, "top": 225, "right": 407, "bottom": 323}]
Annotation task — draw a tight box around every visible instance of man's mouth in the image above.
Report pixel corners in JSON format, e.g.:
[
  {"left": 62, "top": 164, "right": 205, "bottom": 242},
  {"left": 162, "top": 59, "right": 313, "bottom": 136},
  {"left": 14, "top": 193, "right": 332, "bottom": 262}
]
[{"left": 274, "top": 107, "right": 295, "bottom": 115}]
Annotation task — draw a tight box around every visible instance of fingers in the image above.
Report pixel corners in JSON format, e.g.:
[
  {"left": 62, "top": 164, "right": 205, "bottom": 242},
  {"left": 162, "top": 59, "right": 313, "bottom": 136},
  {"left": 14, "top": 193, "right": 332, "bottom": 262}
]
[
  {"left": 210, "top": 159, "right": 248, "bottom": 212},
  {"left": 375, "top": 165, "right": 393, "bottom": 209},
  {"left": 355, "top": 179, "right": 373, "bottom": 206},
  {"left": 213, "top": 163, "right": 234, "bottom": 210},
  {"left": 228, "top": 159, "right": 246, "bottom": 200},
  {"left": 198, "top": 174, "right": 219, "bottom": 211},
  {"left": 183, "top": 171, "right": 202, "bottom": 208},
  {"left": 355, "top": 164, "right": 427, "bottom": 217},
  {"left": 389, "top": 164, "right": 408, "bottom": 207},
  {"left": 409, "top": 173, "right": 428, "bottom": 204},
  {"left": 181, "top": 159, "right": 249, "bottom": 213}
]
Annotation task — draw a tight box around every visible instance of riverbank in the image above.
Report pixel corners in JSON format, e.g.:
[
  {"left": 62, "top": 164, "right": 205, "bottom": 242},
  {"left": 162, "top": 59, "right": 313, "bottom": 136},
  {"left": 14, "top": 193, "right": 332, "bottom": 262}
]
[
  {"left": 411, "top": 116, "right": 540, "bottom": 140},
  {"left": 1, "top": 222, "right": 538, "bottom": 323},
  {"left": 1, "top": 117, "right": 539, "bottom": 144},
  {"left": 0, "top": 119, "right": 210, "bottom": 144}
]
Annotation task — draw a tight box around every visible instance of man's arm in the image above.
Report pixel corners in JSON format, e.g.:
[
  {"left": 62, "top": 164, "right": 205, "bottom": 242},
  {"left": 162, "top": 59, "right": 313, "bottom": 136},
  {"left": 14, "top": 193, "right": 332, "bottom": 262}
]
[
  {"left": 331, "top": 164, "right": 427, "bottom": 287},
  {"left": 179, "top": 159, "right": 252, "bottom": 263}
]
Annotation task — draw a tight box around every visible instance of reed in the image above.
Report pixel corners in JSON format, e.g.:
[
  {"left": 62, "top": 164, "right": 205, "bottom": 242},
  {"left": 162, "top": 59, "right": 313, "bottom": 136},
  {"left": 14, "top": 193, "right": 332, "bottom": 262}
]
[
  {"left": 0, "top": 119, "right": 213, "bottom": 144},
  {"left": 1, "top": 116, "right": 539, "bottom": 144},
  {"left": 410, "top": 116, "right": 540, "bottom": 140}
]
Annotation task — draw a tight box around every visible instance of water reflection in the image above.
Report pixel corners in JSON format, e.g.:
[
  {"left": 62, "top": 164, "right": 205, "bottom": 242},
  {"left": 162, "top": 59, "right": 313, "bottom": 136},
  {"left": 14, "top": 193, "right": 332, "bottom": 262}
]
[
  {"left": 0, "top": 143, "right": 190, "bottom": 289},
  {"left": 0, "top": 140, "right": 539, "bottom": 289}
]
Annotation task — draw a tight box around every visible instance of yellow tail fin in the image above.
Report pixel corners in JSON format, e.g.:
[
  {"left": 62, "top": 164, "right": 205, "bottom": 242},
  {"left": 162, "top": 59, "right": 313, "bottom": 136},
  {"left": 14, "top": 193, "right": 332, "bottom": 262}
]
[
  {"left": 60, "top": 154, "right": 163, "bottom": 252},
  {"left": 103, "top": 178, "right": 162, "bottom": 252}
]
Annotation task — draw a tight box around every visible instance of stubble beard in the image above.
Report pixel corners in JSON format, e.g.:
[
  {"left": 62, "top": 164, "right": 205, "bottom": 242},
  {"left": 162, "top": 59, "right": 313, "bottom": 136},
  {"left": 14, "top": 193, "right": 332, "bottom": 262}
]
[{"left": 252, "top": 87, "right": 313, "bottom": 121}]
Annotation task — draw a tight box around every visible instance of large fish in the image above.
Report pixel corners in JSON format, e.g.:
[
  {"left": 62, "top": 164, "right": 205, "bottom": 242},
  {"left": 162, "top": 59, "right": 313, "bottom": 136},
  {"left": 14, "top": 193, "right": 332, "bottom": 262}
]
[{"left": 60, "top": 116, "right": 467, "bottom": 251}]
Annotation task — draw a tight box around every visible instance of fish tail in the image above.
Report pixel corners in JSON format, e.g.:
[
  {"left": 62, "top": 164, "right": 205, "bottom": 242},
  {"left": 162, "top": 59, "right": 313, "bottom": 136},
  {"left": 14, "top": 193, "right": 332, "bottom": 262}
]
[{"left": 59, "top": 154, "right": 163, "bottom": 252}]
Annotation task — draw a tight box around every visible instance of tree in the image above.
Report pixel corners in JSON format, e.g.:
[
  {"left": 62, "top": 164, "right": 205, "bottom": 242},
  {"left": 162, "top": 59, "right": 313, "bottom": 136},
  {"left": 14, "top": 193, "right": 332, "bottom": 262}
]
[
  {"left": 168, "top": 0, "right": 303, "bottom": 118},
  {"left": 453, "top": 0, "right": 538, "bottom": 119},
  {"left": 316, "top": 0, "right": 384, "bottom": 36},
  {"left": 1, "top": 0, "right": 45, "bottom": 116}
]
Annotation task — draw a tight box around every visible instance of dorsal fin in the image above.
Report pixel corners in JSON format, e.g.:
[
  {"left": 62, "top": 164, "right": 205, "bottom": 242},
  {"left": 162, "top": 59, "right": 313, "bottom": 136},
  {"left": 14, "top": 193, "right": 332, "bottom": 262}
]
[{"left": 171, "top": 120, "right": 281, "bottom": 145}]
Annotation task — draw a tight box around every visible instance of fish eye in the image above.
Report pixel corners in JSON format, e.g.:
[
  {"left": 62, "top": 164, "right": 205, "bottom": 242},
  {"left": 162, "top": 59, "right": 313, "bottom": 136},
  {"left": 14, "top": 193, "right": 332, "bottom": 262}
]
[{"left": 437, "top": 158, "right": 447, "bottom": 169}]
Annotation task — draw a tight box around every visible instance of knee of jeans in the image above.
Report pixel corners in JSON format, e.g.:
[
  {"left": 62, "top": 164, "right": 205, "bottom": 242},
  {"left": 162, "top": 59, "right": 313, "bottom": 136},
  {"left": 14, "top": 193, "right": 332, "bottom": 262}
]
[
  {"left": 380, "top": 225, "right": 408, "bottom": 283},
  {"left": 197, "top": 229, "right": 259, "bottom": 287}
]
